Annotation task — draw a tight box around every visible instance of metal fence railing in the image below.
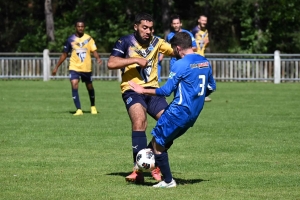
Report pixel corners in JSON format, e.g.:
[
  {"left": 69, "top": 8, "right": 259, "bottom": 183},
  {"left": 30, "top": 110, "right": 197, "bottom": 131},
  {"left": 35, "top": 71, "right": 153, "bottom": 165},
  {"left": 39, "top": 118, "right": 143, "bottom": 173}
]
[{"left": 0, "top": 51, "right": 299, "bottom": 83}]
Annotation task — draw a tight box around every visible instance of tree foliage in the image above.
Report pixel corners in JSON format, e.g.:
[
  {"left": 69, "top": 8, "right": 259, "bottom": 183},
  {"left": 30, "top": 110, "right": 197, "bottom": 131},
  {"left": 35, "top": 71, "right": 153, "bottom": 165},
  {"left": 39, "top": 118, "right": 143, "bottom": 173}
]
[{"left": 1, "top": 0, "right": 299, "bottom": 53}]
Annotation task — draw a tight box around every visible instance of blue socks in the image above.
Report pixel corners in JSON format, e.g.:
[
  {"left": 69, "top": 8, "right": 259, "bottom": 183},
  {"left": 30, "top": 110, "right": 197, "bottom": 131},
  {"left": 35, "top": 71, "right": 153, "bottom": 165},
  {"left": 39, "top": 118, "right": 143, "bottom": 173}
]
[
  {"left": 72, "top": 89, "right": 81, "bottom": 109},
  {"left": 132, "top": 131, "right": 147, "bottom": 162},
  {"left": 155, "top": 152, "right": 172, "bottom": 183}
]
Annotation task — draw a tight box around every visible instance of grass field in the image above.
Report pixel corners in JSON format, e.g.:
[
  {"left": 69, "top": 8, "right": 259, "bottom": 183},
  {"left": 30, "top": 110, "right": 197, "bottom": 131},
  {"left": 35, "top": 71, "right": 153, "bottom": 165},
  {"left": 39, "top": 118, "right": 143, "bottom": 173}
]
[{"left": 0, "top": 80, "right": 299, "bottom": 200}]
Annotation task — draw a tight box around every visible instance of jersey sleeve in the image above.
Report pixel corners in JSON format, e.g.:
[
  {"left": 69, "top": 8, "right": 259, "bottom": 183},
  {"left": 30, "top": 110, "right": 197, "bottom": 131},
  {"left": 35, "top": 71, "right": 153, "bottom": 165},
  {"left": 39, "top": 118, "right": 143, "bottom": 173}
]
[
  {"left": 206, "top": 66, "right": 216, "bottom": 96},
  {"left": 63, "top": 38, "right": 72, "bottom": 53},
  {"left": 89, "top": 38, "right": 97, "bottom": 52},
  {"left": 158, "top": 39, "right": 173, "bottom": 56},
  {"left": 110, "top": 37, "right": 128, "bottom": 58},
  {"left": 191, "top": 26, "right": 197, "bottom": 37}
]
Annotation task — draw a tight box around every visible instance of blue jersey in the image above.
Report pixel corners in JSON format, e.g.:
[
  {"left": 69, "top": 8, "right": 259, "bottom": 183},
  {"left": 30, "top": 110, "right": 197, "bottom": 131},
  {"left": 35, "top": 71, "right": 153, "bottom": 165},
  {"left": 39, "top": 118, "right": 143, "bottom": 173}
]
[
  {"left": 155, "top": 53, "right": 216, "bottom": 127},
  {"left": 166, "top": 29, "right": 197, "bottom": 69}
]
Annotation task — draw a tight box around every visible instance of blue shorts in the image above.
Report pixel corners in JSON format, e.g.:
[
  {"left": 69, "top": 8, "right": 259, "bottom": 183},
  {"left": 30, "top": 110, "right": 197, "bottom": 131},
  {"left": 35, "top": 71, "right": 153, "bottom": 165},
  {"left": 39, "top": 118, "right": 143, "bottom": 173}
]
[
  {"left": 122, "top": 89, "right": 168, "bottom": 119},
  {"left": 151, "top": 108, "right": 192, "bottom": 147},
  {"left": 69, "top": 70, "right": 93, "bottom": 83}
]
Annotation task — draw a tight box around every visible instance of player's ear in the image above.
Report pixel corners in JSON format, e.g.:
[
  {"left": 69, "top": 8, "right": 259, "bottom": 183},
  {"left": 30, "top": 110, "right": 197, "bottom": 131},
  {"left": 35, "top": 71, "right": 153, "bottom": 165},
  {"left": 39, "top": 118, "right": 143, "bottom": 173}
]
[{"left": 134, "top": 24, "right": 138, "bottom": 31}]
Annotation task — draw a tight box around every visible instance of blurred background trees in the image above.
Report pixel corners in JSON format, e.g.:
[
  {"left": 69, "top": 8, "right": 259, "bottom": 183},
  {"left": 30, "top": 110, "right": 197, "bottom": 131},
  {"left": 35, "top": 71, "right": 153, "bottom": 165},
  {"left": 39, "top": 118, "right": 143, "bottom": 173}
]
[{"left": 0, "top": 0, "right": 299, "bottom": 53}]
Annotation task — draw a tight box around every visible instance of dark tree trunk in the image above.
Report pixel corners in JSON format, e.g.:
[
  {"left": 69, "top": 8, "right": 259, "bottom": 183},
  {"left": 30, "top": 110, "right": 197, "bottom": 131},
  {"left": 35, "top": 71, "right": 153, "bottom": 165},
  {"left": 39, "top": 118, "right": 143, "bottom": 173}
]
[
  {"left": 161, "top": 0, "right": 173, "bottom": 39},
  {"left": 45, "top": 0, "right": 55, "bottom": 42}
]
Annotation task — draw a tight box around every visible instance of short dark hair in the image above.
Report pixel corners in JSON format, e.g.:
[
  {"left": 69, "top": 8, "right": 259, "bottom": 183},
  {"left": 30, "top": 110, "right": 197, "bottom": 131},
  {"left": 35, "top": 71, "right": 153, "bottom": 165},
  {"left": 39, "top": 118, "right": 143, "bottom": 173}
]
[
  {"left": 134, "top": 12, "right": 153, "bottom": 24},
  {"left": 75, "top": 19, "right": 85, "bottom": 26},
  {"left": 170, "top": 32, "right": 192, "bottom": 50},
  {"left": 170, "top": 14, "right": 181, "bottom": 23}
]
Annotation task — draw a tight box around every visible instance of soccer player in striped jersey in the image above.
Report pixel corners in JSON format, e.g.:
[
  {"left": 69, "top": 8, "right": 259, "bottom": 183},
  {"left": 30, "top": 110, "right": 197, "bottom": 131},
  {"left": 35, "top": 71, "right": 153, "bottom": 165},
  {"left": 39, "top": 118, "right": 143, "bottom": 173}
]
[
  {"left": 129, "top": 32, "right": 216, "bottom": 188},
  {"left": 52, "top": 19, "right": 102, "bottom": 115},
  {"left": 107, "top": 13, "right": 174, "bottom": 184},
  {"left": 166, "top": 14, "right": 197, "bottom": 69},
  {"left": 191, "top": 15, "right": 209, "bottom": 57}
]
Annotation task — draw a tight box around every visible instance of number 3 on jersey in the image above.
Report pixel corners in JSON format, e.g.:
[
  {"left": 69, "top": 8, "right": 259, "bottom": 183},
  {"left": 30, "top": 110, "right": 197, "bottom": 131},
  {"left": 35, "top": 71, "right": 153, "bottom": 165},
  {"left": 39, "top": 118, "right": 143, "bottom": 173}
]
[{"left": 198, "top": 75, "right": 206, "bottom": 96}]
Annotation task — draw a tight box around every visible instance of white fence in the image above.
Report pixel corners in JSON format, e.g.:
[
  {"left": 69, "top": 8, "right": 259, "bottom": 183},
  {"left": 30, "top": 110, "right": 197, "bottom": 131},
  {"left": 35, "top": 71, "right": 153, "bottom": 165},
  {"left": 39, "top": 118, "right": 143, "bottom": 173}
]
[{"left": 1, "top": 50, "right": 300, "bottom": 83}]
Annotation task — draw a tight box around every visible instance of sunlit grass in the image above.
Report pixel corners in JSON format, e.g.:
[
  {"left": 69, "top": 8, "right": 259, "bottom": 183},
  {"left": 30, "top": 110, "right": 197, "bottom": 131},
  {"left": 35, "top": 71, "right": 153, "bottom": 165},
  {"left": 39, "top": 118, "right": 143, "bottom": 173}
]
[{"left": 0, "top": 80, "right": 299, "bottom": 199}]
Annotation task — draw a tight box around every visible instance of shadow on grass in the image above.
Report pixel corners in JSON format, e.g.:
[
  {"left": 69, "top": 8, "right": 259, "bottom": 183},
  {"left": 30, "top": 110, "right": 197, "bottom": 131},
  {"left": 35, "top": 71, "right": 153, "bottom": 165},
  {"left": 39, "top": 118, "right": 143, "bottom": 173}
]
[{"left": 107, "top": 172, "right": 208, "bottom": 186}]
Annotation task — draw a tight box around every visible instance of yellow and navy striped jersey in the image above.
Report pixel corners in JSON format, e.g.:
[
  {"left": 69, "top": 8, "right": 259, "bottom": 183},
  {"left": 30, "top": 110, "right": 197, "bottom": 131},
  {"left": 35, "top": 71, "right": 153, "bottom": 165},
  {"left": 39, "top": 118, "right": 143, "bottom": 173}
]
[
  {"left": 191, "top": 26, "right": 209, "bottom": 56},
  {"left": 63, "top": 33, "right": 97, "bottom": 72},
  {"left": 110, "top": 34, "right": 173, "bottom": 93}
]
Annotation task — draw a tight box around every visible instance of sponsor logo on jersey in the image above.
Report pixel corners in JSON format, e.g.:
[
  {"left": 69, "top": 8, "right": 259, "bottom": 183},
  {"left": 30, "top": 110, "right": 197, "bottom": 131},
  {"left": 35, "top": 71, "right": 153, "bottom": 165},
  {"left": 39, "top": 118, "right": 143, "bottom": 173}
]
[{"left": 190, "top": 61, "right": 209, "bottom": 68}]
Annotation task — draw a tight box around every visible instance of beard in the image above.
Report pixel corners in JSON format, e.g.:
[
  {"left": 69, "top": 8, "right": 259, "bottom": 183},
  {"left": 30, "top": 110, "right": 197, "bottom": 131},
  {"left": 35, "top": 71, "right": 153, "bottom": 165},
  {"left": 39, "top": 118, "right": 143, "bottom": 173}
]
[{"left": 134, "top": 31, "right": 151, "bottom": 45}]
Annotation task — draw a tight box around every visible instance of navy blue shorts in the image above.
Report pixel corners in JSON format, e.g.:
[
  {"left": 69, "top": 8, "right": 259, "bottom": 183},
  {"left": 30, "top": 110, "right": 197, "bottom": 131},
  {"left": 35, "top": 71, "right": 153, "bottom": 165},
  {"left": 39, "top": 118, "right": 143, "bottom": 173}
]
[
  {"left": 122, "top": 89, "right": 168, "bottom": 119},
  {"left": 69, "top": 70, "right": 93, "bottom": 83}
]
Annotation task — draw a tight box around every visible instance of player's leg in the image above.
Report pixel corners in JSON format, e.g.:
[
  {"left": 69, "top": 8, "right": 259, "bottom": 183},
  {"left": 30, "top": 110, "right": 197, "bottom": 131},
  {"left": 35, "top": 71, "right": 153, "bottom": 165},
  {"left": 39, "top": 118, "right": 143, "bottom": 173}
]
[
  {"left": 122, "top": 90, "right": 148, "bottom": 183},
  {"left": 151, "top": 112, "right": 190, "bottom": 188},
  {"left": 69, "top": 70, "right": 82, "bottom": 116},
  {"left": 150, "top": 113, "right": 177, "bottom": 188},
  {"left": 82, "top": 72, "right": 97, "bottom": 114},
  {"left": 152, "top": 137, "right": 176, "bottom": 188},
  {"left": 146, "top": 95, "right": 169, "bottom": 181}
]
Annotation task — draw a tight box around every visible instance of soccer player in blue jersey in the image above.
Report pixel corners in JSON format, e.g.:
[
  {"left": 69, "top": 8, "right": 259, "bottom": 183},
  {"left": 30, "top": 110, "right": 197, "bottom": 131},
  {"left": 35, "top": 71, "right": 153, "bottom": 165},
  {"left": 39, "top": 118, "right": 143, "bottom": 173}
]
[
  {"left": 129, "top": 32, "right": 216, "bottom": 188},
  {"left": 107, "top": 13, "right": 174, "bottom": 183},
  {"left": 166, "top": 14, "right": 197, "bottom": 69},
  {"left": 191, "top": 14, "right": 212, "bottom": 102},
  {"left": 52, "top": 19, "right": 102, "bottom": 115}
]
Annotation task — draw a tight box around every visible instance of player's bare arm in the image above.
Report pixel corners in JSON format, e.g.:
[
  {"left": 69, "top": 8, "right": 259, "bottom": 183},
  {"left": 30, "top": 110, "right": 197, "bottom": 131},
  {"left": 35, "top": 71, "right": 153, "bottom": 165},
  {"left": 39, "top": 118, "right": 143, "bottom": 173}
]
[
  {"left": 52, "top": 52, "right": 68, "bottom": 76},
  {"left": 128, "top": 80, "right": 156, "bottom": 95},
  {"left": 107, "top": 56, "right": 148, "bottom": 70},
  {"left": 204, "top": 37, "right": 209, "bottom": 45},
  {"left": 92, "top": 51, "right": 103, "bottom": 65}
]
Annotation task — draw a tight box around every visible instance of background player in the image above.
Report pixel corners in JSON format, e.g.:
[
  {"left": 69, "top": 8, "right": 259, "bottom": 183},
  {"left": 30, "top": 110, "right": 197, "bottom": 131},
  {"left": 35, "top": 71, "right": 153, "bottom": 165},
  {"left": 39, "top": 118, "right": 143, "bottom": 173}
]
[
  {"left": 107, "top": 13, "right": 174, "bottom": 183},
  {"left": 191, "top": 14, "right": 209, "bottom": 57},
  {"left": 166, "top": 14, "right": 197, "bottom": 69},
  {"left": 129, "top": 32, "right": 216, "bottom": 188},
  {"left": 52, "top": 19, "right": 102, "bottom": 115}
]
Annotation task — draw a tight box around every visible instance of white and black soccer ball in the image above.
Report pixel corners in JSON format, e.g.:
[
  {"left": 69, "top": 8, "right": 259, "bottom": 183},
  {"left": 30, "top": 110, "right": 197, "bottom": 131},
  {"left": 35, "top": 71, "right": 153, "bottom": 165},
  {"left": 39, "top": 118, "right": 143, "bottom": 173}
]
[{"left": 136, "top": 148, "right": 155, "bottom": 171}]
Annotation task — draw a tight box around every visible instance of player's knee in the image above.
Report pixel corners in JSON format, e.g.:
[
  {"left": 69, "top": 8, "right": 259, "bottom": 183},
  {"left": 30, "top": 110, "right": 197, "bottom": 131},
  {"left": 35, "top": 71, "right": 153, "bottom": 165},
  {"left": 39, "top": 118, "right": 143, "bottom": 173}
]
[{"left": 132, "top": 120, "right": 147, "bottom": 130}]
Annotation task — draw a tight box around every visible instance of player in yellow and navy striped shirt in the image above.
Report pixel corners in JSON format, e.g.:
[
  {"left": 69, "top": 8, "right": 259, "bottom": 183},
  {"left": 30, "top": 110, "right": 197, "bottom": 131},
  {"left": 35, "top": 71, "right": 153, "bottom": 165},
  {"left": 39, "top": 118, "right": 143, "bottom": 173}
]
[
  {"left": 52, "top": 19, "right": 102, "bottom": 115},
  {"left": 108, "top": 12, "right": 174, "bottom": 184},
  {"left": 191, "top": 15, "right": 209, "bottom": 57}
]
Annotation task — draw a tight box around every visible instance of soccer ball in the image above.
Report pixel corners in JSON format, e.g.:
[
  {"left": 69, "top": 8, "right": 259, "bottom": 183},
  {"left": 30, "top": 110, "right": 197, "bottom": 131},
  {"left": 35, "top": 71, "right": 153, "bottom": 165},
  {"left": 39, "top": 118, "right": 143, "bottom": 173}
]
[{"left": 136, "top": 148, "right": 155, "bottom": 171}]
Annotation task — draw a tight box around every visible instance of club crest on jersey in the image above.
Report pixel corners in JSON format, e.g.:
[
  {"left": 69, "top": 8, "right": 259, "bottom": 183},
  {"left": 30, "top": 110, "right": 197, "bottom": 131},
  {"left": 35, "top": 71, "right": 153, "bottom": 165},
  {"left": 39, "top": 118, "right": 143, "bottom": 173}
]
[
  {"left": 148, "top": 44, "right": 154, "bottom": 51},
  {"left": 169, "top": 72, "right": 176, "bottom": 78}
]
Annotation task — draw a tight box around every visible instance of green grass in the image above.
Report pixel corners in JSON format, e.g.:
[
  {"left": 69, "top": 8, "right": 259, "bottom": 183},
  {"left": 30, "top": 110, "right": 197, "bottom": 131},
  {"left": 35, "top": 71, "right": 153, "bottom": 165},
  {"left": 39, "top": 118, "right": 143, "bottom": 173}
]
[{"left": 0, "top": 80, "right": 299, "bottom": 200}]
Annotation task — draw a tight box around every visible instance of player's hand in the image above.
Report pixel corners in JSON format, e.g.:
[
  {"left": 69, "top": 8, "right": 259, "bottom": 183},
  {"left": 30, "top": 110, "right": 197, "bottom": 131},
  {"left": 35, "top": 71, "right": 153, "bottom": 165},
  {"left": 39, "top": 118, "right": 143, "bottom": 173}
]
[
  {"left": 52, "top": 69, "right": 57, "bottom": 76},
  {"left": 135, "top": 58, "right": 148, "bottom": 68},
  {"left": 128, "top": 80, "right": 144, "bottom": 94},
  {"left": 96, "top": 58, "right": 103, "bottom": 65},
  {"left": 204, "top": 38, "right": 209, "bottom": 45}
]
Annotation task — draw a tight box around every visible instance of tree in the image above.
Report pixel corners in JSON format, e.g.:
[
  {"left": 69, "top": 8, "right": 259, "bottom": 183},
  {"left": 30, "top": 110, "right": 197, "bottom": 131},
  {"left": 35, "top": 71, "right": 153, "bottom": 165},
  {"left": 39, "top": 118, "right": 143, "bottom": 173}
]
[{"left": 45, "top": 0, "right": 55, "bottom": 42}]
